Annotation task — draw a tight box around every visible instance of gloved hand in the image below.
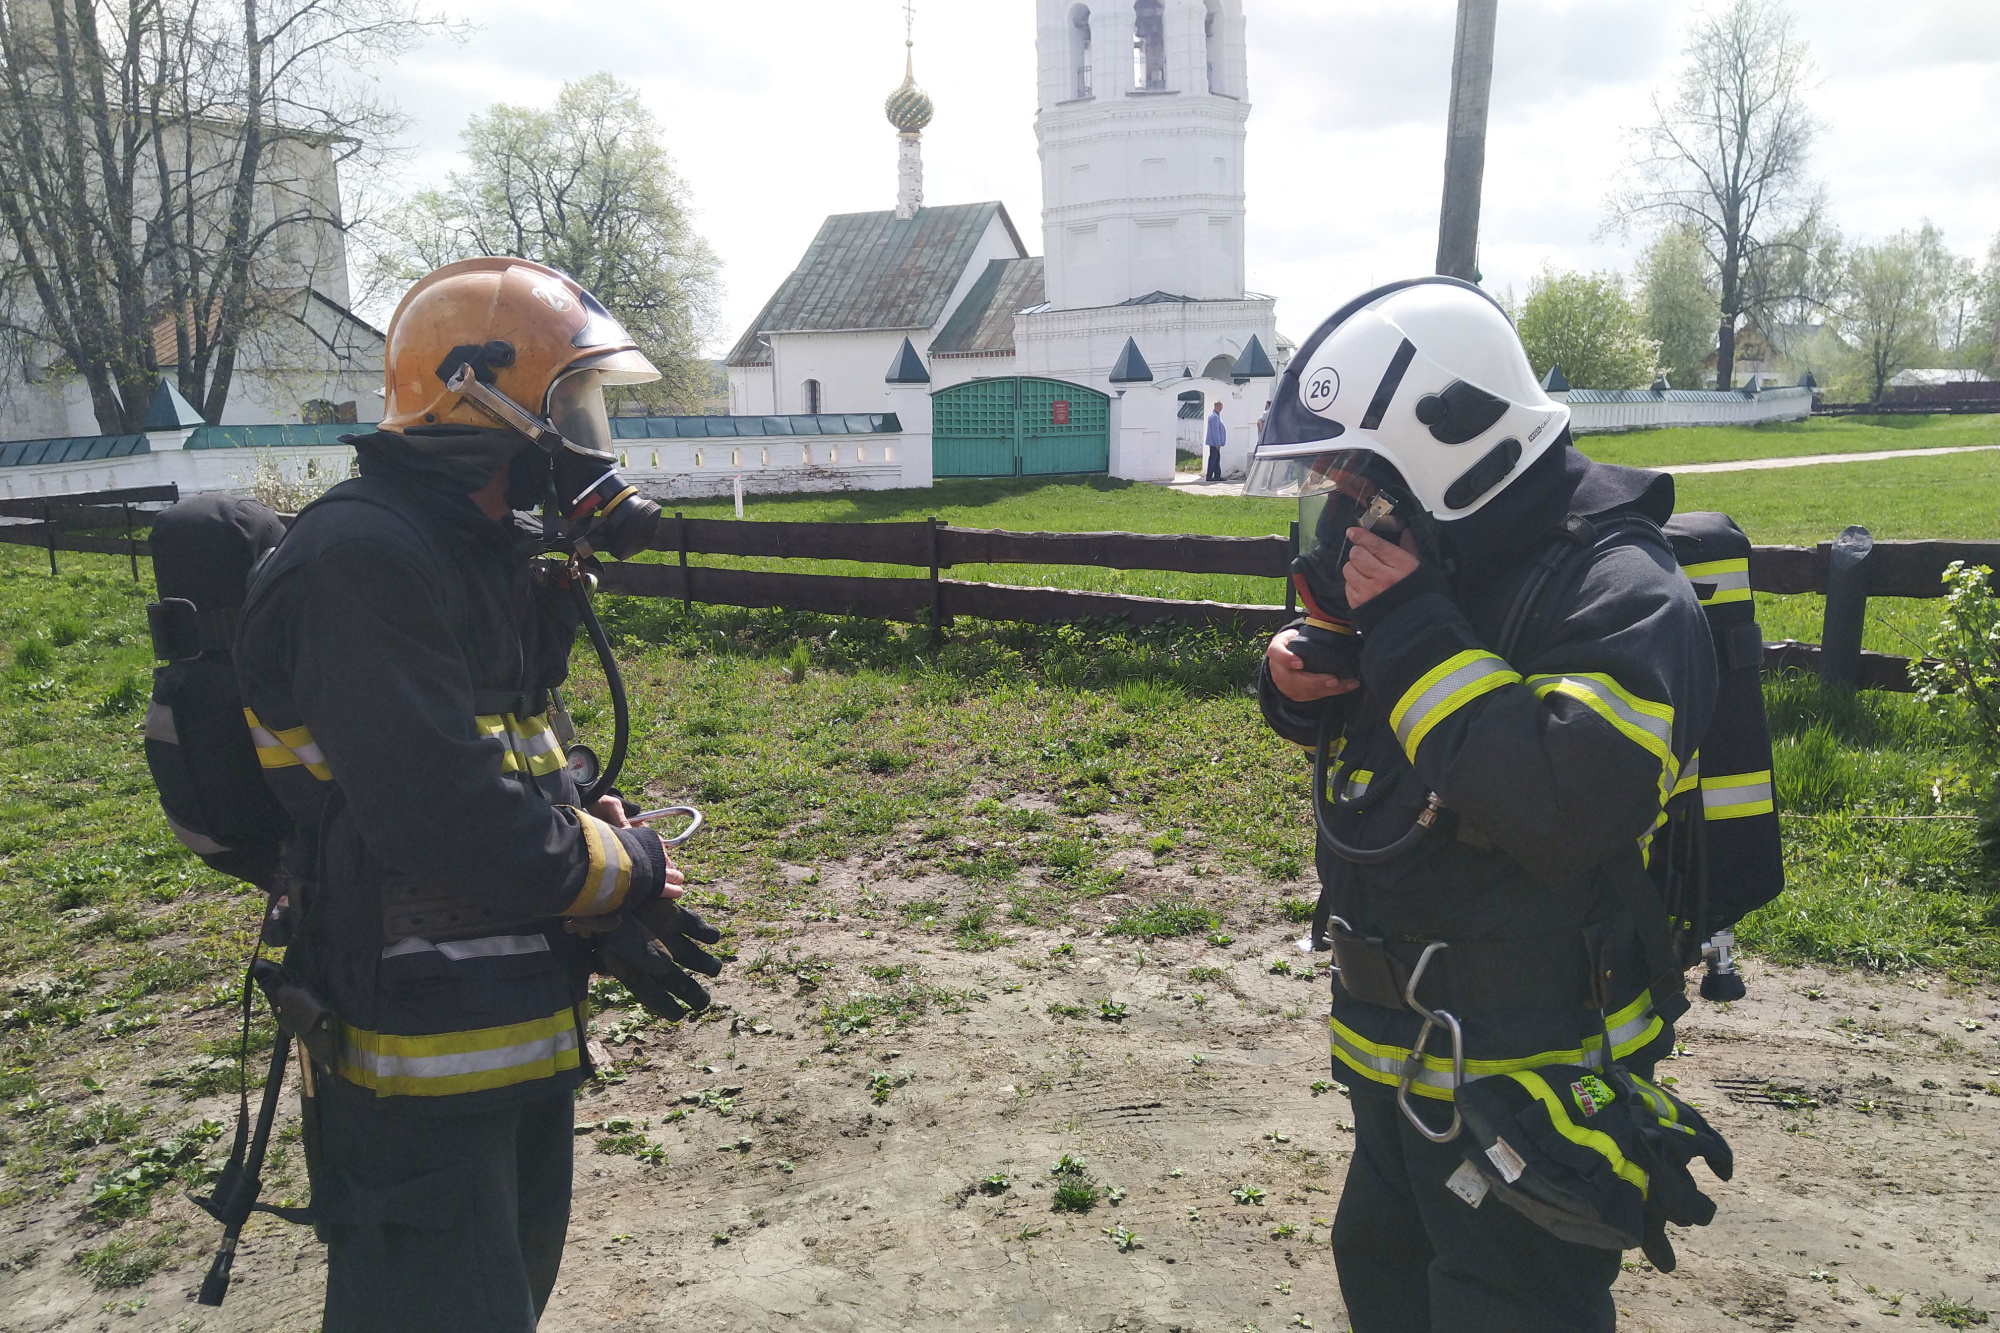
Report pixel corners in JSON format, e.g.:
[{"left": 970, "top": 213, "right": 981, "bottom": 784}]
[{"left": 592, "top": 899, "right": 725, "bottom": 1022}]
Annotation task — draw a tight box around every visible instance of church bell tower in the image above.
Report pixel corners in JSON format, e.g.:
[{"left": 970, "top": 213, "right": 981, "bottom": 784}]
[{"left": 1034, "top": 0, "right": 1250, "bottom": 310}]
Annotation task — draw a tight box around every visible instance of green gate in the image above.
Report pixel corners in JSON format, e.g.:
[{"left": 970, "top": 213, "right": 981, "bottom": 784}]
[{"left": 931, "top": 376, "right": 1110, "bottom": 478}]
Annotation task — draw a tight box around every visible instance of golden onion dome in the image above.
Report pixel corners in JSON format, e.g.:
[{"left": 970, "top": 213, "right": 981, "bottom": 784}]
[{"left": 884, "top": 50, "right": 933, "bottom": 133}]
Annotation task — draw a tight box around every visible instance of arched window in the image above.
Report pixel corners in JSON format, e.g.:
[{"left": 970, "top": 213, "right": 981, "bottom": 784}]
[
  {"left": 1132, "top": 0, "right": 1165, "bottom": 90},
  {"left": 804, "top": 379, "right": 822, "bottom": 414},
  {"left": 1204, "top": 0, "right": 1221, "bottom": 93},
  {"left": 1070, "top": 5, "right": 1092, "bottom": 99},
  {"left": 1201, "top": 353, "right": 1237, "bottom": 380}
]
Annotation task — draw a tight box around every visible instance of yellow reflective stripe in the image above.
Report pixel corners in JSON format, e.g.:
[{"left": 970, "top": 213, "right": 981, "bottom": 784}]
[
  {"left": 336, "top": 1008, "right": 579, "bottom": 1097},
  {"left": 1329, "top": 991, "right": 1663, "bottom": 1102},
  {"left": 562, "top": 810, "right": 634, "bottom": 916},
  {"left": 477, "top": 712, "right": 566, "bottom": 778},
  {"left": 1683, "top": 557, "right": 1751, "bottom": 605},
  {"left": 1390, "top": 650, "right": 1520, "bottom": 758},
  {"left": 1672, "top": 749, "right": 1700, "bottom": 799},
  {"left": 1702, "top": 769, "right": 1774, "bottom": 819},
  {"left": 1528, "top": 672, "right": 1678, "bottom": 808},
  {"left": 1344, "top": 768, "right": 1374, "bottom": 801},
  {"left": 1509, "top": 1068, "right": 1650, "bottom": 1193},
  {"left": 242, "top": 708, "right": 331, "bottom": 779}
]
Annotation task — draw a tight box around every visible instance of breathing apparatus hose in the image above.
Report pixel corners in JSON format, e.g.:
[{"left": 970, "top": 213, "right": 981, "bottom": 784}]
[
  {"left": 1312, "top": 708, "right": 1440, "bottom": 865},
  {"left": 570, "top": 578, "right": 630, "bottom": 808}
]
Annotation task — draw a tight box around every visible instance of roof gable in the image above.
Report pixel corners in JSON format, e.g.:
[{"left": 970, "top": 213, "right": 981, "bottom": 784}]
[
  {"left": 726, "top": 202, "right": 1023, "bottom": 366},
  {"left": 929, "top": 257, "right": 1046, "bottom": 357}
]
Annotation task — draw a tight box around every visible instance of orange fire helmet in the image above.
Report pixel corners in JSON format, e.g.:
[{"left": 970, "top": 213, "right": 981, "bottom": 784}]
[{"left": 380, "top": 257, "right": 658, "bottom": 443}]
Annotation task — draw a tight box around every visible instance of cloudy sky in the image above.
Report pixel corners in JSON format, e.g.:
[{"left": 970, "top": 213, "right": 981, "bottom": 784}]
[{"left": 377, "top": 0, "right": 2000, "bottom": 352}]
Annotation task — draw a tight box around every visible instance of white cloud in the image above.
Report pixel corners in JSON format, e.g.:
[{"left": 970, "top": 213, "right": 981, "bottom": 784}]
[{"left": 376, "top": 0, "right": 1999, "bottom": 352}]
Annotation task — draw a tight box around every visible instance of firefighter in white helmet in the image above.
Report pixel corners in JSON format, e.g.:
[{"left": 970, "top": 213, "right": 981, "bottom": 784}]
[{"left": 1248, "top": 277, "right": 1726, "bottom": 1331}]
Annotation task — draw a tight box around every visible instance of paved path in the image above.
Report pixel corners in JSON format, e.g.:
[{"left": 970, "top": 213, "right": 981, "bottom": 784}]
[
  {"left": 1158, "top": 442, "right": 2000, "bottom": 497},
  {"left": 1654, "top": 442, "right": 1999, "bottom": 474}
]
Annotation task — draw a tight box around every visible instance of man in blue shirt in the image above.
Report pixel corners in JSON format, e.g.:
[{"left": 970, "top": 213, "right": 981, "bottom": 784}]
[{"left": 1204, "top": 400, "right": 1227, "bottom": 481}]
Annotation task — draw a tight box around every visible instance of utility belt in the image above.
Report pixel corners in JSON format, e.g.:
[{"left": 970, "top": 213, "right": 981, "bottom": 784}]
[{"left": 1327, "top": 923, "right": 1607, "bottom": 1017}]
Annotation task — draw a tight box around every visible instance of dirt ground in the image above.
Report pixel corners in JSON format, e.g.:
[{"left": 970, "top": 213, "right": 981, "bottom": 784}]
[{"left": 5, "top": 859, "right": 1997, "bottom": 1333}]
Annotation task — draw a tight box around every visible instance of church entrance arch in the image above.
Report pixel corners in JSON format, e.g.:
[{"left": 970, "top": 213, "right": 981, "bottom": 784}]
[{"left": 931, "top": 376, "right": 1109, "bottom": 478}]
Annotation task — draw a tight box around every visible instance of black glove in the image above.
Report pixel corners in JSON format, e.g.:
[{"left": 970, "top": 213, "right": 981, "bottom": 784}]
[{"left": 592, "top": 901, "right": 724, "bottom": 1023}]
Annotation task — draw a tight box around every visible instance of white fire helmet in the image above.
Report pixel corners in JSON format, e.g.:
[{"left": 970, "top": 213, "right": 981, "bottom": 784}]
[{"left": 1245, "top": 277, "right": 1569, "bottom": 519}]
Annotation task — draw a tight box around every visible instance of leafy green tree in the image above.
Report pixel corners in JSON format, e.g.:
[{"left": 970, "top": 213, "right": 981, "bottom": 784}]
[
  {"left": 1517, "top": 268, "right": 1658, "bottom": 391},
  {"left": 383, "top": 72, "right": 720, "bottom": 413},
  {"left": 1967, "top": 231, "right": 2000, "bottom": 376},
  {"left": 1836, "top": 224, "right": 1961, "bottom": 402},
  {"left": 1636, "top": 225, "right": 1716, "bottom": 389}
]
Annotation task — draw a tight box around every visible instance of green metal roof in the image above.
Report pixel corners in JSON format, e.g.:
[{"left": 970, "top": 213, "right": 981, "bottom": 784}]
[
  {"left": 0, "top": 434, "right": 148, "bottom": 467},
  {"left": 726, "top": 202, "right": 1024, "bottom": 367},
  {"left": 185, "top": 423, "right": 367, "bottom": 449},
  {"left": 609, "top": 414, "right": 901, "bottom": 439},
  {"left": 929, "top": 257, "right": 1045, "bottom": 357}
]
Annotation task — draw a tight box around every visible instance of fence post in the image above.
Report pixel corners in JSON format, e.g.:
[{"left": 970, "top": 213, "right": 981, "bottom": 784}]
[
  {"left": 124, "top": 503, "right": 138, "bottom": 582},
  {"left": 675, "top": 510, "right": 689, "bottom": 616},
  {"left": 1819, "top": 525, "right": 1873, "bottom": 691},
  {"left": 928, "top": 516, "right": 943, "bottom": 646},
  {"left": 44, "top": 502, "right": 56, "bottom": 576},
  {"left": 1286, "top": 521, "right": 1299, "bottom": 616}
]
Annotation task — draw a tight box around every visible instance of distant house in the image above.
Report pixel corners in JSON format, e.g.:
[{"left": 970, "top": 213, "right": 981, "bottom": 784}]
[{"left": 1884, "top": 367, "right": 1999, "bottom": 407}]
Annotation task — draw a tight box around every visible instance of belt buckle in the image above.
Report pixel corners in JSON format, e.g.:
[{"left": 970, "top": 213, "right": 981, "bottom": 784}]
[{"left": 1395, "top": 941, "right": 1464, "bottom": 1144}]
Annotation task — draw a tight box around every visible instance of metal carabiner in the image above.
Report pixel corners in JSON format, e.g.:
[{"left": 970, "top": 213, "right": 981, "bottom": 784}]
[
  {"left": 632, "top": 805, "right": 703, "bottom": 847},
  {"left": 1395, "top": 941, "right": 1465, "bottom": 1144}
]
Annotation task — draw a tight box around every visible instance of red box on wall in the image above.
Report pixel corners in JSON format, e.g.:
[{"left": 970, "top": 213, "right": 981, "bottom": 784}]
[{"left": 1051, "top": 400, "right": 1070, "bottom": 425}]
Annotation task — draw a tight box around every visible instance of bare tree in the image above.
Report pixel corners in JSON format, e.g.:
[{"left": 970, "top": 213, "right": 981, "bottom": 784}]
[
  {"left": 1611, "top": 0, "right": 1821, "bottom": 388},
  {"left": 0, "top": 0, "right": 446, "bottom": 434},
  {"left": 377, "top": 72, "right": 722, "bottom": 414}
]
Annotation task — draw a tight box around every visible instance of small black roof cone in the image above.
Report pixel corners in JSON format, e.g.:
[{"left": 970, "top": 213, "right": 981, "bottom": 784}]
[
  {"left": 884, "top": 337, "right": 931, "bottom": 384},
  {"left": 1109, "top": 337, "right": 1153, "bottom": 384}
]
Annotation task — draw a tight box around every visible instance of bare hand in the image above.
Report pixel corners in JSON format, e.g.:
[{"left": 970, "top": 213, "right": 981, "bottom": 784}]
[
  {"left": 1266, "top": 630, "right": 1360, "bottom": 703},
  {"left": 592, "top": 795, "right": 686, "bottom": 900},
  {"left": 1343, "top": 526, "right": 1422, "bottom": 609}
]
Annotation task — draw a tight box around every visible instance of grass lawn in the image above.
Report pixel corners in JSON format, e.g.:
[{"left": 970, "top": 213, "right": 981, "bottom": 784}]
[
  {"left": 1, "top": 528, "right": 1993, "bottom": 1279},
  {"left": 663, "top": 475, "right": 1296, "bottom": 605},
  {"left": 1578, "top": 412, "right": 1999, "bottom": 468}
]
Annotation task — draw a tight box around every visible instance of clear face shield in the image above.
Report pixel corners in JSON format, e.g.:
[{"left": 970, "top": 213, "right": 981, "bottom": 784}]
[
  {"left": 1253, "top": 449, "right": 1418, "bottom": 664},
  {"left": 533, "top": 348, "right": 661, "bottom": 559}
]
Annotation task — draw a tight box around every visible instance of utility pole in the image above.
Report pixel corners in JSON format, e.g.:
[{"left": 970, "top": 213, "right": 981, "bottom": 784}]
[{"left": 1435, "top": 0, "right": 1497, "bottom": 282}]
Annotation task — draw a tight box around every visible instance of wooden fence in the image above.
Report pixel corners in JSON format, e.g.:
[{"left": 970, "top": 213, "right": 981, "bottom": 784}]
[{"left": 3, "top": 485, "right": 1994, "bottom": 693}]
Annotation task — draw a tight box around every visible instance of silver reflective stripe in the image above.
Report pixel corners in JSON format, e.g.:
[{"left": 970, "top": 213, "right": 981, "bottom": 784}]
[
  {"left": 1343, "top": 769, "right": 1373, "bottom": 801},
  {"left": 1391, "top": 651, "right": 1519, "bottom": 754},
  {"left": 515, "top": 723, "right": 561, "bottom": 762},
  {"left": 1529, "top": 674, "right": 1673, "bottom": 762},
  {"left": 341, "top": 1025, "right": 578, "bottom": 1082},
  {"left": 1331, "top": 1025, "right": 1460, "bottom": 1095},
  {"left": 1698, "top": 567, "right": 1749, "bottom": 598},
  {"left": 1702, "top": 770, "right": 1774, "bottom": 818},
  {"left": 382, "top": 934, "right": 553, "bottom": 962},
  {"left": 164, "top": 812, "right": 227, "bottom": 856},
  {"left": 144, "top": 701, "right": 178, "bottom": 745}
]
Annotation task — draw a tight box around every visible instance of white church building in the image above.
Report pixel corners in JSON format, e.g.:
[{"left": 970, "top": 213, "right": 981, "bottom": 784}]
[{"left": 727, "top": 0, "right": 1285, "bottom": 483}]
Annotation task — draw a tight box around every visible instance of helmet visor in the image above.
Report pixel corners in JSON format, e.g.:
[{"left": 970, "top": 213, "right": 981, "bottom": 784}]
[
  {"left": 1243, "top": 447, "right": 1387, "bottom": 501},
  {"left": 547, "top": 368, "right": 617, "bottom": 459}
]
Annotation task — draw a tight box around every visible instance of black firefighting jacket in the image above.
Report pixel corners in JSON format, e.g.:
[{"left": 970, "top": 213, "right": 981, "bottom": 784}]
[
  {"left": 235, "top": 439, "right": 668, "bottom": 1109},
  {"left": 1259, "top": 453, "right": 1716, "bottom": 1105}
]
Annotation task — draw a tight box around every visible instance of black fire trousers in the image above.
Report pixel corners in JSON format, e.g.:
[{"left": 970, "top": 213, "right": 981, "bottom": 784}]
[
  {"left": 1331, "top": 1089, "right": 1621, "bottom": 1333},
  {"left": 314, "top": 1085, "right": 574, "bottom": 1333}
]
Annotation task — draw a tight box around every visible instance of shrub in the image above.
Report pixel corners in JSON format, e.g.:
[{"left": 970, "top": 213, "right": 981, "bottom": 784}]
[
  {"left": 1910, "top": 563, "right": 2000, "bottom": 762},
  {"left": 12, "top": 638, "right": 53, "bottom": 673}
]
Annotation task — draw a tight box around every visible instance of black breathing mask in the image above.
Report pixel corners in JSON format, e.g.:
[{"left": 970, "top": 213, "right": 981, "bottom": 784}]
[
  {"left": 1285, "top": 454, "right": 1430, "bottom": 679},
  {"left": 448, "top": 362, "right": 663, "bottom": 561}
]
